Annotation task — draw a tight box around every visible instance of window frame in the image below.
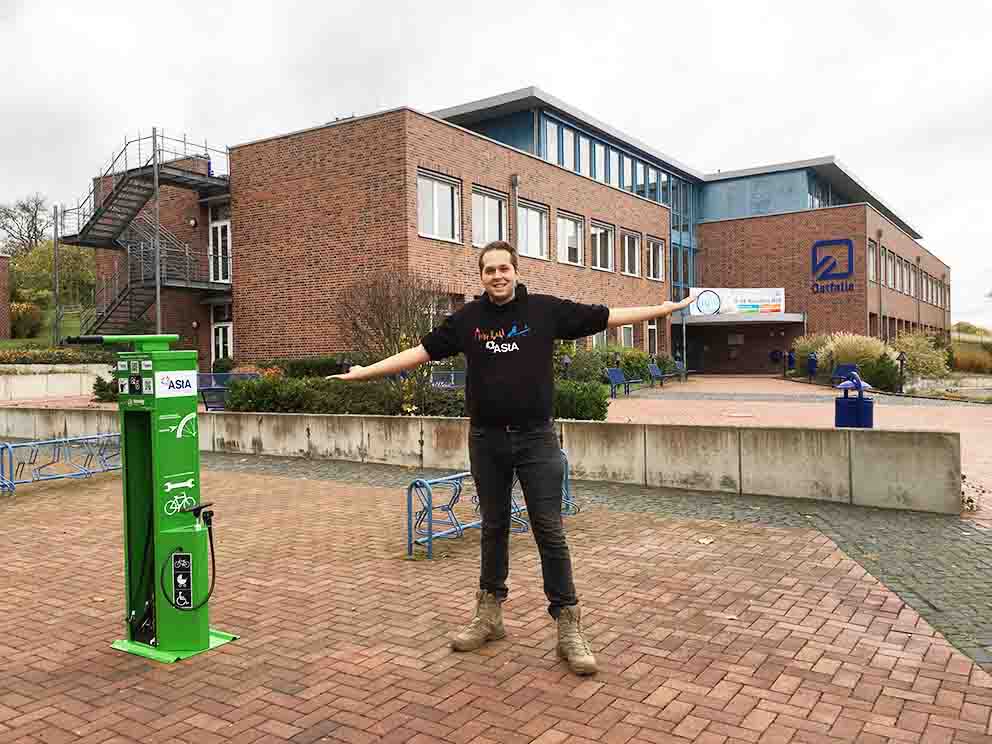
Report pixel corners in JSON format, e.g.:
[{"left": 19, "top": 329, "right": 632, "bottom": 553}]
[
  {"left": 621, "top": 324, "right": 635, "bottom": 348},
  {"left": 647, "top": 319, "right": 658, "bottom": 356},
  {"left": 647, "top": 237, "right": 665, "bottom": 281},
  {"left": 515, "top": 199, "right": 550, "bottom": 260},
  {"left": 471, "top": 187, "right": 508, "bottom": 248},
  {"left": 556, "top": 212, "right": 584, "bottom": 267},
  {"left": 621, "top": 231, "right": 640, "bottom": 277},
  {"left": 417, "top": 171, "right": 461, "bottom": 243},
  {"left": 590, "top": 222, "right": 615, "bottom": 272},
  {"left": 868, "top": 240, "right": 877, "bottom": 283}
]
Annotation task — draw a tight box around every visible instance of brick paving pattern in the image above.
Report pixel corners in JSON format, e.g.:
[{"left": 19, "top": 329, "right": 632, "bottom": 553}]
[{"left": 3, "top": 462, "right": 992, "bottom": 743}]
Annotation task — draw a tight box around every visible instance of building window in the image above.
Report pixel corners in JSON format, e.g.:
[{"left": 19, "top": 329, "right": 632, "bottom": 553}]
[
  {"left": 516, "top": 201, "right": 548, "bottom": 259},
  {"left": 579, "top": 136, "right": 590, "bottom": 176},
  {"left": 544, "top": 120, "right": 560, "bottom": 164},
  {"left": 887, "top": 252, "right": 895, "bottom": 289},
  {"left": 621, "top": 155, "right": 633, "bottom": 191},
  {"left": 557, "top": 214, "right": 583, "bottom": 266},
  {"left": 417, "top": 172, "right": 460, "bottom": 242},
  {"left": 868, "top": 240, "right": 877, "bottom": 283},
  {"left": 647, "top": 168, "right": 659, "bottom": 201},
  {"left": 897, "top": 258, "right": 904, "bottom": 293},
  {"left": 472, "top": 189, "right": 507, "bottom": 247},
  {"left": 621, "top": 324, "right": 634, "bottom": 348},
  {"left": 592, "top": 329, "right": 609, "bottom": 348},
  {"left": 590, "top": 223, "right": 614, "bottom": 271},
  {"left": 593, "top": 143, "right": 605, "bottom": 182},
  {"left": 562, "top": 128, "right": 575, "bottom": 171},
  {"left": 647, "top": 238, "right": 664, "bottom": 281},
  {"left": 660, "top": 171, "right": 670, "bottom": 205},
  {"left": 910, "top": 265, "right": 916, "bottom": 297},
  {"left": 647, "top": 320, "right": 658, "bottom": 355},
  {"left": 608, "top": 149, "right": 620, "bottom": 187},
  {"left": 634, "top": 161, "right": 646, "bottom": 198},
  {"left": 621, "top": 233, "right": 640, "bottom": 276}
]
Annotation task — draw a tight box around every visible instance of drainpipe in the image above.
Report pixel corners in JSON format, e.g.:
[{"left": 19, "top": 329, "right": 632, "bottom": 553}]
[
  {"left": 510, "top": 174, "right": 520, "bottom": 251},
  {"left": 876, "top": 227, "right": 884, "bottom": 340},
  {"left": 915, "top": 256, "right": 921, "bottom": 331}
]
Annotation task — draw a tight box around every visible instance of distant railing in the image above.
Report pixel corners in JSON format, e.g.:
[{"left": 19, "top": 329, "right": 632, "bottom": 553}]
[{"left": 59, "top": 131, "right": 229, "bottom": 236}]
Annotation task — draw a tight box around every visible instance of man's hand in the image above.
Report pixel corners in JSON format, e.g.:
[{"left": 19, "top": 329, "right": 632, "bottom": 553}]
[
  {"left": 326, "top": 365, "right": 365, "bottom": 381},
  {"left": 666, "top": 295, "right": 697, "bottom": 313}
]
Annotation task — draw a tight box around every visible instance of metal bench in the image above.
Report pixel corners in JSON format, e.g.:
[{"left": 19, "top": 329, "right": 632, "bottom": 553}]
[
  {"left": 830, "top": 363, "right": 860, "bottom": 385},
  {"left": 605, "top": 367, "right": 642, "bottom": 398},
  {"left": 197, "top": 373, "right": 261, "bottom": 411},
  {"left": 647, "top": 363, "right": 681, "bottom": 387},
  {"left": 407, "top": 449, "right": 577, "bottom": 558}
]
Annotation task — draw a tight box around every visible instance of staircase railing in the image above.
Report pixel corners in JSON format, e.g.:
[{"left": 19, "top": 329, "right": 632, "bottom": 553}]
[{"left": 59, "top": 131, "right": 229, "bottom": 237}]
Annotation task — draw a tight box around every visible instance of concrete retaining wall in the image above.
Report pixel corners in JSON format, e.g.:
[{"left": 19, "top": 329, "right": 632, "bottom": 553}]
[
  {"left": 0, "top": 372, "right": 102, "bottom": 400},
  {"left": 0, "top": 407, "right": 962, "bottom": 514}
]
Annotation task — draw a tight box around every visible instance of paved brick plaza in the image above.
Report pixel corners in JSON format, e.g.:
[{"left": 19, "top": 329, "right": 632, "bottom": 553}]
[{"left": 3, "top": 459, "right": 992, "bottom": 744}]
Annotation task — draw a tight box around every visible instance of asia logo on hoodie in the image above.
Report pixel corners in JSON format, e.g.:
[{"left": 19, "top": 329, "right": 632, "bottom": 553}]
[{"left": 474, "top": 323, "right": 531, "bottom": 353}]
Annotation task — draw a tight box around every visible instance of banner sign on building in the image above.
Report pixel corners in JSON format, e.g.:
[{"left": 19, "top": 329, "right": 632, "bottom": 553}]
[{"left": 688, "top": 287, "right": 785, "bottom": 316}]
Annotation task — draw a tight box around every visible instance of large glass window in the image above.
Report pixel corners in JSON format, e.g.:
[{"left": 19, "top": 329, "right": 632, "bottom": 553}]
[
  {"left": 591, "top": 223, "right": 614, "bottom": 271},
  {"left": 417, "top": 173, "right": 460, "bottom": 242},
  {"left": 647, "top": 168, "right": 658, "bottom": 201},
  {"left": 592, "top": 329, "right": 609, "bottom": 348},
  {"left": 608, "top": 149, "right": 620, "bottom": 187},
  {"left": 621, "top": 325, "right": 634, "bottom": 348},
  {"left": 647, "top": 238, "right": 664, "bottom": 280},
  {"left": 622, "top": 233, "right": 640, "bottom": 276},
  {"left": 579, "top": 136, "right": 590, "bottom": 176},
  {"left": 557, "top": 214, "right": 583, "bottom": 266},
  {"left": 472, "top": 189, "right": 506, "bottom": 247},
  {"left": 516, "top": 201, "right": 548, "bottom": 259},
  {"left": 594, "top": 143, "right": 605, "bottom": 182},
  {"left": 621, "top": 155, "right": 633, "bottom": 191},
  {"left": 562, "top": 128, "right": 575, "bottom": 171},
  {"left": 868, "top": 240, "right": 877, "bottom": 282},
  {"left": 660, "top": 171, "right": 670, "bottom": 205},
  {"left": 634, "top": 162, "right": 646, "bottom": 198},
  {"left": 544, "top": 120, "right": 559, "bottom": 164}
]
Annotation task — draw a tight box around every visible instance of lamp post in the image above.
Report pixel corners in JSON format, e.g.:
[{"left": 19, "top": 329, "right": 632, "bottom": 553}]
[{"left": 897, "top": 351, "right": 907, "bottom": 394}]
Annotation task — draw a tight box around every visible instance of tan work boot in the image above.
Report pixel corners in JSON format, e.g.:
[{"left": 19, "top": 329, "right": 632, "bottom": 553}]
[
  {"left": 557, "top": 605, "right": 597, "bottom": 675},
  {"left": 451, "top": 590, "right": 505, "bottom": 651}
]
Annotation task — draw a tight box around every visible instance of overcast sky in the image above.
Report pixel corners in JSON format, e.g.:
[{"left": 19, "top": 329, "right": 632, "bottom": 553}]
[{"left": 2, "top": 0, "right": 990, "bottom": 327}]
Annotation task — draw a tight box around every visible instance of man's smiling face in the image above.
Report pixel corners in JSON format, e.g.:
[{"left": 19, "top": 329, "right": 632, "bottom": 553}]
[{"left": 480, "top": 249, "right": 518, "bottom": 304}]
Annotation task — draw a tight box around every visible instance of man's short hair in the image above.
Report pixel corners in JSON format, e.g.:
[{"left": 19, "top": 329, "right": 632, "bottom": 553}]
[{"left": 478, "top": 240, "right": 518, "bottom": 274}]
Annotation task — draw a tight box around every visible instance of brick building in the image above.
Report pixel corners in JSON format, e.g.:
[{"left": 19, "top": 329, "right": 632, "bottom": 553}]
[{"left": 61, "top": 87, "right": 950, "bottom": 373}]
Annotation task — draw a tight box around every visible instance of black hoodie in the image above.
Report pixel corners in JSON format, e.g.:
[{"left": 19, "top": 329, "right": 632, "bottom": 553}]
[{"left": 421, "top": 284, "right": 609, "bottom": 426}]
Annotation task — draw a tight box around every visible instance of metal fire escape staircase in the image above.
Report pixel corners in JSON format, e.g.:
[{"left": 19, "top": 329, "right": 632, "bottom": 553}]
[{"left": 60, "top": 132, "right": 230, "bottom": 336}]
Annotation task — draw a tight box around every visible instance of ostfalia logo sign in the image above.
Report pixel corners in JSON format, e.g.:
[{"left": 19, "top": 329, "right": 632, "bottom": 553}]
[{"left": 811, "top": 239, "right": 855, "bottom": 294}]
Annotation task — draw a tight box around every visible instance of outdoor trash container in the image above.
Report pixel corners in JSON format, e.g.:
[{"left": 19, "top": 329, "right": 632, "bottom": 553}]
[{"left": 835, "top": 372, "right": 874, "bottom": 428}]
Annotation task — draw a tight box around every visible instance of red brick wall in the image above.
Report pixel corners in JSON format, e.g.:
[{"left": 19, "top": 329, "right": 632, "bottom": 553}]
[
  {"left": 696, "top": 205, "right": 869, "bottom": 336},
  {"left": 0, "top": 256, "right": 10, "bottom": 339},
  {"left": 404, "top": 110, "right": 672, "bottom": 354},
  {"left": 866, "top": 208, "right": 950, "bottom": 337},
  {"left": 229, "top": 109, "right": 673, "bottom": 364}
]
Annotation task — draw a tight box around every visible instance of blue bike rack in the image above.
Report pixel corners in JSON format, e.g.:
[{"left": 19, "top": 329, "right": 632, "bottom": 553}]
[{"left": 1, "top": 433, "right": 121, "bottom": 495}]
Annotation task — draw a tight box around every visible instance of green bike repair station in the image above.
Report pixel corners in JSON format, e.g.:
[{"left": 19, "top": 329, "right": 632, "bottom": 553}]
[{"left": 66, "top": 334, "right": 238, "bottom": 663}]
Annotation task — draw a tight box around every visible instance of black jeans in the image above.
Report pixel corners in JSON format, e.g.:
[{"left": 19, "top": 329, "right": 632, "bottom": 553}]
[{"left": 468, "top": 420, "right": 577, "bottom": 618}]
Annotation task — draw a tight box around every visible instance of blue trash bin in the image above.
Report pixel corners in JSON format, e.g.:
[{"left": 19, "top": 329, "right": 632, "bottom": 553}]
[{"left": 834, "top": 372, "right": 874, "bottom": 428}]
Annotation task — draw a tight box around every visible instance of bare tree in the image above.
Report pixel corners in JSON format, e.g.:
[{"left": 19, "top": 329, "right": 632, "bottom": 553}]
[
  {"left": 0, "top": 194, "right": 52, "bottom": 255},
  {"left": 338, "top": 270, "right": 459, "bottom": 405}
]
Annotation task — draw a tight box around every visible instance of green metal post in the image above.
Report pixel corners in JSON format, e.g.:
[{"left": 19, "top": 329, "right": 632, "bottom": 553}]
[{"left": 65, "top": 334, "right": 238, "bottom": 662}]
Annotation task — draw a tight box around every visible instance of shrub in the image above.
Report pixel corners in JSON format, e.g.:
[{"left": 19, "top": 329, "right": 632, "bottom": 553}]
[
  {"left": 224, "top": 376, "right": 609, "bottom": 420},
  {"left": 253, "top": 353, "right": 373, "bottom": 379},
  {"left": 820, "top": 332, "right": 888, "bottom": 371},
  {"left": 556, "top": 345, "right": 669, "bottom": 384},
  {"left": 0, "top": 346, "right": 118, "bottom": 364},
  {"left": 553, "top": 380, "right": 609, "bottom": 421},
  {"left": 793, "top": 333, "right": 831, "bottom": 375},
  {"left": 890, "top": 332, "right": 949, "bottom": 380},
  {"left": 10, "top": 303, "right": 43, "bottom": 339},
  {"left": 92, "top": 369, "right": 119, "bottom": 402},
  {"left": 212, "top": 356, "right": 235, "bottom": 373},
  {"left": 953, "top": 346, "right": 992, "bottom": 374},
  {"left": 860, "top": 354, "right": 901, "bottom": 392}
]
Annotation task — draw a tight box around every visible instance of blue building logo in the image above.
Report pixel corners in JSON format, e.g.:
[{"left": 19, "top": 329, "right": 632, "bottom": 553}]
[{"left": 811, "top": 239, "right": 855, "bottom": 294}]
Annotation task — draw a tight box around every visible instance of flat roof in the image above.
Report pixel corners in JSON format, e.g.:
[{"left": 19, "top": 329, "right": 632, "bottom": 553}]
[
  {"left": 684, "top": 312, "right": 806, "bottom": 325},
  {"left": 431, "top": 86, "right": 705, "bottom": 182},
  {"left": 704, "top": 156, "right": 923, "bottom": 239}
]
